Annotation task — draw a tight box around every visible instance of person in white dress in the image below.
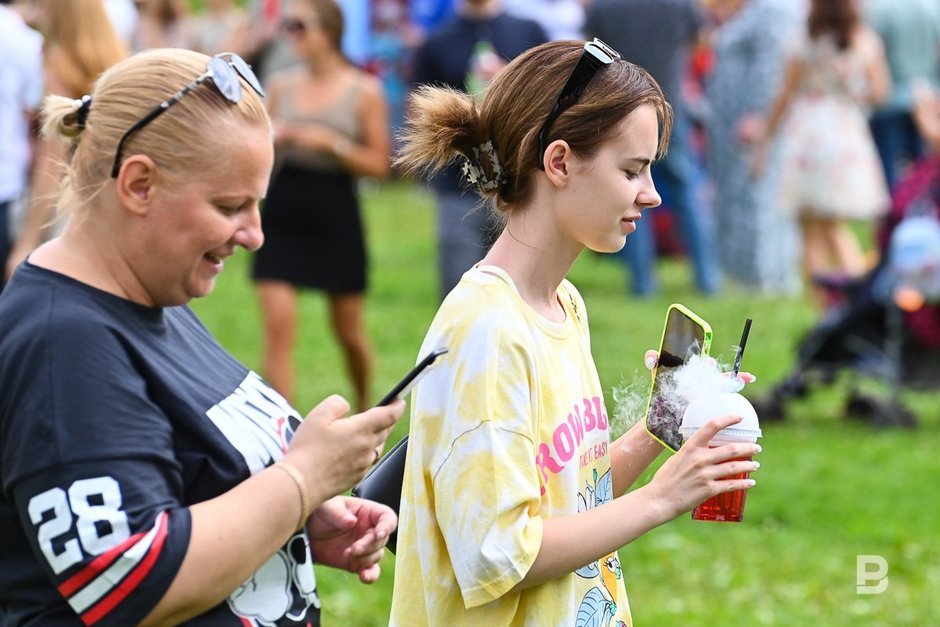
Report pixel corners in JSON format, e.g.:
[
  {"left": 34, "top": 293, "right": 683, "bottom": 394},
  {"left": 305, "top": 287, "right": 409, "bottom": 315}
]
[{"left": 756, "top": 0, "right": 892, "bottom": 306}]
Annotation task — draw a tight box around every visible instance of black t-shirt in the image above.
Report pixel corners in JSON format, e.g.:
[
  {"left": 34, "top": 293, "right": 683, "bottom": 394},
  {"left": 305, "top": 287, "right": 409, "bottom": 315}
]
[
  {"left": 410, "top": 12, "right": 548, "bottom": 193},
  {"left": 0, "top": 263, "right": 318, "bottom": 626}
]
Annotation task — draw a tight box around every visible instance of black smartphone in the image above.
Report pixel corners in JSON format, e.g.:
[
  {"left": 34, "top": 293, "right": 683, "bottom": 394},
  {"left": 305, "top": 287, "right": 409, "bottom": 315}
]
[
  {"left": 644, "top": 304, "right": 713, "bottom": 452},
  {"left": 377, "top": 347, "right": 449, "bottom": 406}
]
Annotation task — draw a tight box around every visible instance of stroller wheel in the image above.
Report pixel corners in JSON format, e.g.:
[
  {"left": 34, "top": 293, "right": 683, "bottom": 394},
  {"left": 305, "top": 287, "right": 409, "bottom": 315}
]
[
  {"left": 791, "top": 377, "right": 809, "bottom": 399},
  {"left": 869, "top": 400, "right": 919, "bottom": 429},
  {"left": 845, "top": 392, "right": 879, "bottom": 421}
]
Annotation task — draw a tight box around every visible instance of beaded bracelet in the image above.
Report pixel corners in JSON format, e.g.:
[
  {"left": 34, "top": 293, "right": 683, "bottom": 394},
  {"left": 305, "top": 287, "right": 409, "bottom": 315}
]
[{"left": 273, "top": 460, "right": 312, "bottom": 532}]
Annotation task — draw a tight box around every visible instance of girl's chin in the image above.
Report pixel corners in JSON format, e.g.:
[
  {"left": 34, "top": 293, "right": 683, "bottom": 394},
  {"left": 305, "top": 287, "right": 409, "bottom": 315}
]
[{"left": 588, "top": 238, "right": 628, "bottom": 255}]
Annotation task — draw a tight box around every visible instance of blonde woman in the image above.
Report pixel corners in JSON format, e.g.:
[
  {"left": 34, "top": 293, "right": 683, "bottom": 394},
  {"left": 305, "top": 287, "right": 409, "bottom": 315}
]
[{"left": 0, "top": 48, "right": 403, "bottom": 625}]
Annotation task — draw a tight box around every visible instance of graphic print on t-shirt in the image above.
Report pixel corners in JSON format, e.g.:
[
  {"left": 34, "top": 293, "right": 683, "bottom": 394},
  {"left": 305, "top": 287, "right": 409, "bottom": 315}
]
[
  {"left": 228, "top": 532, "right": 321, "bottom": 626},
  {"left": 537, "top": 395, "right": 628, "bottom": 627},
  {"left": 206, "top": 372, "right": 319, "bottom": 626},
  {"left": 573, "top": 466, "right": 626, "bottom": 627},
  {"left": 205, "top": 372, "right": 303, "bottom": 472},
  {"left": 535, "top": 395, "right": 609, "bottom": 495}
]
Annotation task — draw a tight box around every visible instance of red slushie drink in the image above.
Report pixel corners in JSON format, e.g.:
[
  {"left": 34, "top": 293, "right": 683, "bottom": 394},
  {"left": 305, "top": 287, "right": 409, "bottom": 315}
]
[{"left": 679, "top": 392, "right": 761, "bottom": 523}]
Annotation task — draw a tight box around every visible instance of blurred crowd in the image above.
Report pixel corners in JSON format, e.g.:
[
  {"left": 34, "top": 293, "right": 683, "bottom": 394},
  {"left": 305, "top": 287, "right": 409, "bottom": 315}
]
[{"left": 2, "top": 0, "right": 940, "bottom": 399}]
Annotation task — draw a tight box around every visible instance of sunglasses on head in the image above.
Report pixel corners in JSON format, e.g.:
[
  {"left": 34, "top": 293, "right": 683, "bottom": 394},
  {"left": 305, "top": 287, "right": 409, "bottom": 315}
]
[
  {"left": 110, "top": 52, "right": 265, "bottom": 179},
  {"left": 536, "top": 38, "right": 622, "bottom": 170}
]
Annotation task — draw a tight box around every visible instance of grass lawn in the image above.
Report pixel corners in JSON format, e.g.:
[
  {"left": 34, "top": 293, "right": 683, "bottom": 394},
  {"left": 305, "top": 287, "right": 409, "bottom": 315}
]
[{"left": 192, "top": 180, "right": 940, "bottom": 626}]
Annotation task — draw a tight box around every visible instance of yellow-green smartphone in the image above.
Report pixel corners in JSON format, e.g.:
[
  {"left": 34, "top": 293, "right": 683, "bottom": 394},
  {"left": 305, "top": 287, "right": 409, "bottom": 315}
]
[{"left": 644, "top": 303, "right": 713, "bottom": 452}]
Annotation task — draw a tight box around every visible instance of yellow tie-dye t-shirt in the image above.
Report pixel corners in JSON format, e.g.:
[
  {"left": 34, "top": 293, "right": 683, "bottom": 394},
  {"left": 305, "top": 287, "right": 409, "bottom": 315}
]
[{"left": 390, "top": 266, "right": 632, "bottom": 627}]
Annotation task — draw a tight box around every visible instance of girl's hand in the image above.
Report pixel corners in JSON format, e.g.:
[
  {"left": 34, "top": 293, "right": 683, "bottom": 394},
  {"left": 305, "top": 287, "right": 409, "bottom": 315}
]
[{"left": 645, "top": 413, "right": 761, "bottom": 519}]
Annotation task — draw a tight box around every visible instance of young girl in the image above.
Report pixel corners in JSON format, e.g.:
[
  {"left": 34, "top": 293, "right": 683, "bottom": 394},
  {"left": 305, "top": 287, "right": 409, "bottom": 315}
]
[{"left": 390, "top": 39, "right": 760, "bottom": 625}]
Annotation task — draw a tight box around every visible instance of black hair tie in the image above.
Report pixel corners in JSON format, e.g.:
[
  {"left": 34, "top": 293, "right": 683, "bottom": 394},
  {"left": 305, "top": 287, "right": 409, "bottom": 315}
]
[{"left": 75, "top": 95, "right": 92, "bottom": 129}]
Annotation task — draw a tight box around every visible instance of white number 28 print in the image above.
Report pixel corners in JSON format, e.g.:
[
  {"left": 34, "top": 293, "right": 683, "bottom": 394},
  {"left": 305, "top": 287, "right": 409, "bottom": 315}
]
[{"left": 27, "top": 477, "right": 131, "bottom": 574}]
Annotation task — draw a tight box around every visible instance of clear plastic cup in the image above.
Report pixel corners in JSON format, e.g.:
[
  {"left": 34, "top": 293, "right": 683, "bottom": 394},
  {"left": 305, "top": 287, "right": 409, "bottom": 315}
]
[{"left": 679, "top": 392, "right": 762, "bottom": 522}]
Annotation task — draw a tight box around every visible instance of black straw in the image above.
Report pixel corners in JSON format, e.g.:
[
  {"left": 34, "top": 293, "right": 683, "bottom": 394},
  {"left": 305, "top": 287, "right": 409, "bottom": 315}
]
[{"left": 731, "top": 318, "right": 752, "bottom": 378}]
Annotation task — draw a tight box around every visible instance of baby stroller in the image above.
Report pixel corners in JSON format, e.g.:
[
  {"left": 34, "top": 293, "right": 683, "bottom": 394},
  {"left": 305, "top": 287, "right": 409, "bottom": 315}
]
[{"left": 753, "top": 157, "right": 940, "bottom": 427}]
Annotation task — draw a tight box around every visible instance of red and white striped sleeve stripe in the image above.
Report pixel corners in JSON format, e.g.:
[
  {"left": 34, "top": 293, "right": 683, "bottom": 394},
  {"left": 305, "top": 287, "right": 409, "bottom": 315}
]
[{"left": 57, "top": 512, "right": 170, "bottom": 625}]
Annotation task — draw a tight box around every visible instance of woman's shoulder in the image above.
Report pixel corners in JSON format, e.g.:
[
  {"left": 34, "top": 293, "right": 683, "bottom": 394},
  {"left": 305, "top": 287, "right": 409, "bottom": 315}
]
[
  {"left": 352, "top": 68, "right": 384, "bottom": 98},
  {"left": 439, "top": 268, "right": 587, "bottom": 339},
  {"left": 851, "top": 25, "right": 885, "bottom": 56},
  {"left": 0, "top": 271, "right": 142, "bottom": 402},
  {"left": 461, "top": 265, "right": 527, "bottom": 300},
  {"left": 1, "top": 264, "right": 160, "bottom": 344},
  {"left": 343, "top": 67, "right": 385, "bottom": 110}
]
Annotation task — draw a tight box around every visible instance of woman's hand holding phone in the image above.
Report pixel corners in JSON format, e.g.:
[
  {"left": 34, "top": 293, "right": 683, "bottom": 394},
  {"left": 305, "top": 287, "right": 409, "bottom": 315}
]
[{"left": 284, "top": 395, "right": 405, "bottom": 506}]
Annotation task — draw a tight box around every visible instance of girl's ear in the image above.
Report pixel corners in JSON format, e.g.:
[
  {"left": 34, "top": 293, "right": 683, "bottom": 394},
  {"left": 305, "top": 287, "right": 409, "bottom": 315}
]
[{"left": 543, "top": 139, "right": 572, "bottom": 186}]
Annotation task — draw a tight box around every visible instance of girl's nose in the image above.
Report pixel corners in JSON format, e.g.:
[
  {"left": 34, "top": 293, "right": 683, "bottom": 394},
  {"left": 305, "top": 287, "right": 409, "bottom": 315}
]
[{"left": 638, "top": 174, "right": 662, "bottom": 210}]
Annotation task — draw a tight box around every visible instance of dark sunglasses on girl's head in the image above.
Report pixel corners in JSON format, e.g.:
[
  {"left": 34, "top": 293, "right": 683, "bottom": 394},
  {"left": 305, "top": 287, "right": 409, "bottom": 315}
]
[
  {"left": 281, "top": 18, "right": 307, "bottom": 34},
  {"left": 110, "top": 52, "right": 266, "bottom": 178},
  {"left": 535, "top": 38, "right": 622, "bottom": 170}
]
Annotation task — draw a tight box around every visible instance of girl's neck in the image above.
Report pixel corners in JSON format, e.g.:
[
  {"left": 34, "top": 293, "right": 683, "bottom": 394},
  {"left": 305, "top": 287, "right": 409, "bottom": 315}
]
[{"left": 481, "top": 208, "right": 579, "bottom": 322}]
